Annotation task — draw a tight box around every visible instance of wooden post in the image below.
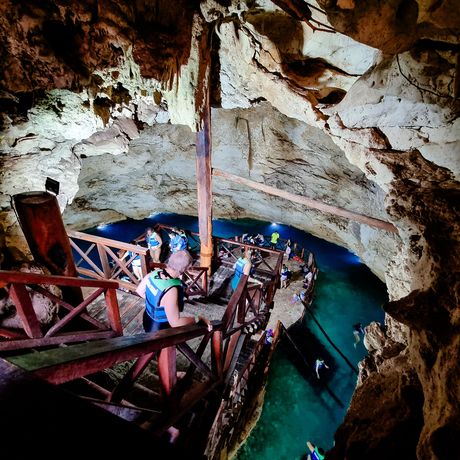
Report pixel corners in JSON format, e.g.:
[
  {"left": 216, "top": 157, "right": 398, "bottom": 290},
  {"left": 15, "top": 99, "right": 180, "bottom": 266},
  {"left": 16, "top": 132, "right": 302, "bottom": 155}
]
[
  {"left": 13, "top": 191, "right": 83, "bottom": 305},
  {"left": 195, "top": 21, "right": 213, "bottom": 274},
  {"left": 211, "top": 330, "right": 223, "bottom": 381}
]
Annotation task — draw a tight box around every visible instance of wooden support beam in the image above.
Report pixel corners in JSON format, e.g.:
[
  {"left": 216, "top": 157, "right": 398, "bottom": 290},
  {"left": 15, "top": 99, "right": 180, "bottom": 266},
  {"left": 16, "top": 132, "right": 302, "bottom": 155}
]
[
  {"left": 195, "top": 22, "right": 213, "bottom": 272},
  {"left": 213, "top": 168, "right": 398, "bottom": 233}
]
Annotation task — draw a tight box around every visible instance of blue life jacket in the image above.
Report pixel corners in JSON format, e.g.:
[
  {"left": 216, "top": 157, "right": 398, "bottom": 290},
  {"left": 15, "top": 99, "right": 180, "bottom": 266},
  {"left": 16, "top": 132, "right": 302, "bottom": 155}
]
[
  {"left": 147, "top": 232, "right": 160, "bottom": 248},
  {"left": 169, "top": 234, "right": 187, "bottom": 253},
  {"left": 311, "top": 447, "right": 325, "bottom": 460},
  {"left": 145, "top": 269, "right": 183, "bottom": 325},
  {"left": 128, "top": 251, "right": 141, "bottom": 266},
  {"left": 231, "top": 257, "right": 248, "bottom": 290}
]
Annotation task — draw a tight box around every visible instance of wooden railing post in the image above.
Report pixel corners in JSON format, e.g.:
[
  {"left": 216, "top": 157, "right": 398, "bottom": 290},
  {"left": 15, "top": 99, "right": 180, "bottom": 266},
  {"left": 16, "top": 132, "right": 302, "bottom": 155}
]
[
  {"left": 211, "top": 330, "right": 223, "bottom": 381},
  {"left": 158, "top": 346, "right": 177, "bottom": 399},
  {"left": 97, "top": 244, "right": 111, "bottom": 279},
  {"left": 8, "top": 284, "right": 43, "bottom": 338},
  {"left": 104, "top": 288, "right": 123, "bottom": 335}
]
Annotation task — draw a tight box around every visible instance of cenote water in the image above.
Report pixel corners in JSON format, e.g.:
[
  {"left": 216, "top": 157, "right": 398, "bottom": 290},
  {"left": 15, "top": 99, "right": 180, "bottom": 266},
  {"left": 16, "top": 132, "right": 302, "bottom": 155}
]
[{"left": 88, "top": 213, "right": 387, "bottom": 459}]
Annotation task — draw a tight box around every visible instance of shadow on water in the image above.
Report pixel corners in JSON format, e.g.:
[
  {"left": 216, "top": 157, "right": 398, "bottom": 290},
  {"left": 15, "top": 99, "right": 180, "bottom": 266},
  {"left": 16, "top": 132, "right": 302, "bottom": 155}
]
[{"left": 281, "top": 319, "right": 345, "bottom": 409}]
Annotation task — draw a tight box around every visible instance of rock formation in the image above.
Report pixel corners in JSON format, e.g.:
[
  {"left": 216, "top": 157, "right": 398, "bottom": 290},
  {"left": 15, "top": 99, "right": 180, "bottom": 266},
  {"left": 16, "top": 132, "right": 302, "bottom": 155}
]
[{"left": 0, "top": 1, "right": 458, "bottom": 459}]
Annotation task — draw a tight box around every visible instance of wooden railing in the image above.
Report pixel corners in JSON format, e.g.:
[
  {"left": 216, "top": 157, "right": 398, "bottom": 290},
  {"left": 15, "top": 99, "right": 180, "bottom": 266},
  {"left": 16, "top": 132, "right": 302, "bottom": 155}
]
[
  {"left": 205, "top": 321, "right": 283, "bottom": 458},
  {"left": 0, "top": 222, "right": 312, "bottom": 452},
  {"left": 0, "top": 270, "right": 122, "bottom": 351},
  {"left": 68, "top": 230, "right": 150, "bottom": 293},
  {"left": 68, "top": 230, "right": 208, "bottom": 296},
  {"left": 7, "top": 321, "right": 223, "bottom": 434}
]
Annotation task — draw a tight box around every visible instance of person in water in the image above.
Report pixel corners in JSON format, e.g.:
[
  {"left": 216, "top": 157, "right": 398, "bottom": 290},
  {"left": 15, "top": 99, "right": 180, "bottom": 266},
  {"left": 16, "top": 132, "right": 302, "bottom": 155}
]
[
  {"left": 306, "top": 441, "right": 325, "bottom": 460},
  {"left": 315, "top": 358, "right": 329, "bottom": 379},
  {"left": 136, "top": 250, "right": 212, "bottom": 444},
  {"left": 353, "top": 322, "right": 365, "bottom": 348}
]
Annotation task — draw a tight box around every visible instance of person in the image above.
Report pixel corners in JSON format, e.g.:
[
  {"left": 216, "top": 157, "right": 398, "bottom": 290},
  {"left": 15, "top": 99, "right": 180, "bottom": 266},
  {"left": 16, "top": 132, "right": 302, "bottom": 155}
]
[
  {"left": 255, "top": 233, "right": 265, "bottom": 246},
  {"left": 168, "top": 231, "right": 187, "bottom": 254},
  {"left": 120, "top": 241, "right": 143, "bottom": 281},
  {"left": 292, "top": 290, "right": 307, "bottom": 304},
  {"left": 284, "top": 241, "right": 292, "bottom": 259},
  {"left": 136, "top": 250, "right": 212, "bottom": 444},
  {"left": 353, "top": 322, "right": 365, "bottom": 348},
  {"left": 265, "top": 328, "right": 274, "bottom": 345},
  {"left": 303, "top": 269, "right": 314, "bottom": 289},
  {"left": 315, "top": 358, "right": 329, "bottom": 379},
  {"left": 280, "top": 264, "right": 289, "bottom": 289},
  {"left": 270, "top": 230, "right": 280, "bottom": 249},
  {"left": 145, "top": 226, "right": 162, "bottom": 263},
  {"left": 136, "top": 250, "right": 211, "bottom": 333},
  {"left": 231, "top": 249, "right": 252, "bottom": 291},
  {"left": 306, "top": 441, "right": 325, "bottom": 460}
]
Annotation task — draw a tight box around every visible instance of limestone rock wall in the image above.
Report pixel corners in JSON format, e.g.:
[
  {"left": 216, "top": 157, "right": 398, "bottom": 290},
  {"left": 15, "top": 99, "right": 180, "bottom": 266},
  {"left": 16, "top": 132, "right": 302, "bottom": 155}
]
[{"left": 0, "top": 1, "right": 459, "bottom": 459}]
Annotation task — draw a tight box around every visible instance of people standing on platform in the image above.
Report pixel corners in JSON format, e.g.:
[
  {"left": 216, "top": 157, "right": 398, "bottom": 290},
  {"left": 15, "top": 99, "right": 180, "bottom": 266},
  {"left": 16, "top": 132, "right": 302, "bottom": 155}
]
[
  {"left": 306, "top": 441, "right": 325, "bottom": 460},
  {"left": 255, "top": 233, "right": 265, "bottom": 246},
  {"left": 284, "top": 240, "right": 292, "bottom": 259},
  {"left": 231, "top": 249, "right": 252, "bottom": 291},
  {"left": 265, "top": 328, "right": 274, "bottom": 345},
  {"left": 353, "top": 322, "right": 365, "bottom": 348},
  {"left": 120, "top": 241, "right": 143, "bottom": 281},
  {"left": 303, "top": 269, "right": 314, "bottom": 289},
  {"left": 146, "top": 226, "right": 162, "bottom": 263},
  {"left": 136, "top": 250, "right": 212, "bottom": 444},
  {"left": 168, "top": 229, "right": 188, "bottom": 254},
  {"left": 280, "top": 264, "right": 289, "bottom": 289},
  {"left": 270, "top": 230, "right": 280, "bottom": 249},
  {"left": 315, "top": 358, "right": 329, "bottom": 379}
]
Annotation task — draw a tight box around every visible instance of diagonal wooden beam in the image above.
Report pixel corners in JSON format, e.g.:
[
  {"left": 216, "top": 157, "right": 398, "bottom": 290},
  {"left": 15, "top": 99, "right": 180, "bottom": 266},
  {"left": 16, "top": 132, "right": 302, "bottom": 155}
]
[{"left": 213, "top": 168, "right": 398, "bottom": 233}]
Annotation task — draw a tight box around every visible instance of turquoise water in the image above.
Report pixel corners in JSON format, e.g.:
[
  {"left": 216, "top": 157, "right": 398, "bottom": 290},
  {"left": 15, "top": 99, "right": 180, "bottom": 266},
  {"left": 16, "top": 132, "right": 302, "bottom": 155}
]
[{"left": 89, "top": 213, "right": 388, "bottom": 459}]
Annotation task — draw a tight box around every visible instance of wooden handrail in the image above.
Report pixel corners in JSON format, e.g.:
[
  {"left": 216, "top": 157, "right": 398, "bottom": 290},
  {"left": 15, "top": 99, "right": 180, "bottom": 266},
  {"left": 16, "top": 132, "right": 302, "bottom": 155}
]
[
  {"left": 0, "top": 270, "right": 119, "bottom": 289},
  {"left": 0, "top": 270, "right": 122, "bottom": 351},
  {"left": 67, "top": 230, "right": 149, "bottom": 254},
  {"left": 8, "top": 321, "right": 222, "bottom": 384}
]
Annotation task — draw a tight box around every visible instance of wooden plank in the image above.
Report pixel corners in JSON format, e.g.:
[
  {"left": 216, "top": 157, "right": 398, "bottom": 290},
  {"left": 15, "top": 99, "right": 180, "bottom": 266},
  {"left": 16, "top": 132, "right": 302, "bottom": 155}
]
[
  {"left": 69, "top": 239, "right": 105, "bottom": 277},
  {"left": 0, "top": 270, "right": 118, "bottom": 289},
  {"left": 45, "top": 287, "right": 106, "bottom": 337},
  {"left": 195, "top": 23, "right": 213, "bottom": 273},
  {"left": 123, "top": 306, "right": 146, "bottom": 336},
  {"left": 8, "top": 284, "right": 43, "bottom": 338},
  {"left": 211, "top": 330, "right": 223, "bottom": 380},
  {"left": 159, "top": 346, "right": 177, "bottom": 399},
  {"left": 223, "top": 331, "right": 241, "bottom": 373},
  {"left": 7, "top": 323, "right": 219, "bottom": 384},
  {"left": 105, "top": 288, "right": 123, "bottom": 335},
  {"left": 213, "top": 168, "right": 398, "bottom": 233},
  {"left": 68, "top": 230, "right": 149, "bottom": 254},
  {"left": 221, "top": 275, "right": 248, "bottom": 331},
  {"left": 33, "top": 284, "right": 107, "bottom": 330},
  {"left": 0, "top": 330, "right": 116, "bottom": 352},
  {"left": 177, "top": 342, "right": 213, "bottom": 379}
]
